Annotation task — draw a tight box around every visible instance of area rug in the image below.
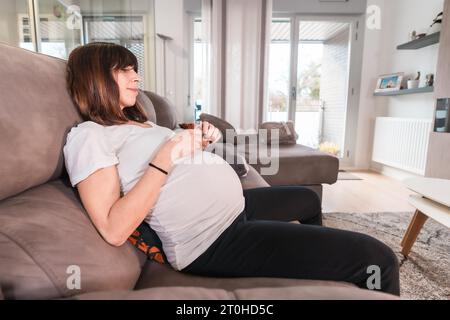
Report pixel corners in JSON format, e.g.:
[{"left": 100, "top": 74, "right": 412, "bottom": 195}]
[{"left": 323, "top": 212, "right": 450, "bottom": 300}]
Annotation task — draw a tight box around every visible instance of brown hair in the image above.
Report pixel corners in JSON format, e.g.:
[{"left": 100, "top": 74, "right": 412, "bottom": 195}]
[{"left": 66, "top": 42, "right": 148, "bottom": 126}]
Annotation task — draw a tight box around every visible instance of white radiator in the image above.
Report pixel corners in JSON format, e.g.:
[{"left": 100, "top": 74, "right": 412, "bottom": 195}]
[{"left": 372, "top": 117, "right": 432, "bottom": 175}]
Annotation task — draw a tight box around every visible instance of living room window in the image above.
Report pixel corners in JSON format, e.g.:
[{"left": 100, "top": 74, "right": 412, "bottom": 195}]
[
  {"left": 267, "top": 18, "right": 292, "bottom": 123},
  {"left": 0, "top": 0, "right": 156, "bottom": 91},
  {"left": 192, "top": 17, "right": 206, "bottom": 121}
]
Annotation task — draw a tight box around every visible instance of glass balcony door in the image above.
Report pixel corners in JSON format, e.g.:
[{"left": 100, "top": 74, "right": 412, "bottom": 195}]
[
  {"left": 266, "top": 18, "right": 291, "bottom": 122},
  {"left": 266, "top": 15, "right": 360, "bottom": 162},
  {"left": 295, "top": 19, "right": 351, "bottom": 154}
]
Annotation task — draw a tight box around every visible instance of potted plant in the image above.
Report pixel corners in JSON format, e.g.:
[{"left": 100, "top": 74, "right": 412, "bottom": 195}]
[{"left": 428, "top": 11, "right": 443, "bottom": 34}]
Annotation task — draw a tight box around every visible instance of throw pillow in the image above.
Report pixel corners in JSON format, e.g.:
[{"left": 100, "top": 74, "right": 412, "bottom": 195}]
[
  {"left": 199, "top": 113, "right": 237, "bottom": 143},
  {"left": 128, "top": 222, "right": 167, "bottom": 264},
  {"left": 259, "top": 121, "right": 299, "bottom": 145}
]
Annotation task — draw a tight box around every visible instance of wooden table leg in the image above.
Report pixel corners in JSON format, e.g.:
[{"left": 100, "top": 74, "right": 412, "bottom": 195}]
[
  {"left": 401, "top": 210, "right": 428, "bottom": 257},
  {"left": 401, "top": 212, "right": 415, "bottom": 247}
]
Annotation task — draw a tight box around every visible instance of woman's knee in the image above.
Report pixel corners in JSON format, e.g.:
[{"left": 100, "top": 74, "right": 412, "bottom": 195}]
[
  {"left": 365, "top": 236, "right": 397, "bottom": 269},
  {"left": 357, "top": 234, "right": 400, "bottom": 295},
  {"left": 293, "top": 187, "right": 322, "bottom": 225}
]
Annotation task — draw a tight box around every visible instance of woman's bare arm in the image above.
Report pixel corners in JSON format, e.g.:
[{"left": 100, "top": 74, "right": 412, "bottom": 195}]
[
  {"left": 77, "top": 164, "right": 169, "bottom": 247},
  {"left": 76, "top": 123, "right": 217, "bottom": 247},
  {"left": 76, "top": 128, "right": 203, "bottom": 246}
]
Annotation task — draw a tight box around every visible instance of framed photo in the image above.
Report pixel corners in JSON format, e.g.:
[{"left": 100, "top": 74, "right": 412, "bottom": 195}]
[{"left": 375, "top": 73, "right": 404, "bottom": 92}]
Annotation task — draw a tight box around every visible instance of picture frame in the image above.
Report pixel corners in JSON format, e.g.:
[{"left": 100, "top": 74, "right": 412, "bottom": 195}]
[{"left": 375, "top": 72, "right": 404, "bottom": 93}]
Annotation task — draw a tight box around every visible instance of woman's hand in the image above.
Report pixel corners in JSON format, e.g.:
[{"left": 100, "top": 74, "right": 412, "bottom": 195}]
[
  {"left": 151, "top": 129, "right": 203, "bottom": 173},
  {"left": 151, "top": 122, "right": 221, "bottom": 173},
  {"left": 198, "top": 121, "right": 222, "bottom": 148}
]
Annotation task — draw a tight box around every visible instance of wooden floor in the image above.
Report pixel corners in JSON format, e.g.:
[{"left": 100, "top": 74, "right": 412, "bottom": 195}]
[{"left": 322, "top": 170, "right": 417, "bottom": 213}]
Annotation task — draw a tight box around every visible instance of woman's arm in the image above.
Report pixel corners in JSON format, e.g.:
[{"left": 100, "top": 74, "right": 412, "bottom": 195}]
[
  {"left": 77, "top": 157, "right": 170, "bottom": 247},
  {"left": 77, "top": 128, "right": 203, "bottom": 247}
]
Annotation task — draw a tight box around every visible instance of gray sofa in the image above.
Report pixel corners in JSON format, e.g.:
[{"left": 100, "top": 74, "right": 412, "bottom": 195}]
[
  {"left": 0, "top": 43, "right": 395, "bottom": 300},
  {"left": 195, "top": 116, "right": 339, "bottom": 202}
]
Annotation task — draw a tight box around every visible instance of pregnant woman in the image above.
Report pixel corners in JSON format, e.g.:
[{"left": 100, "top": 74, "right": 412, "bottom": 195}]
[{"left": 63, "top": 42, "right": 400, "bottom": 296}]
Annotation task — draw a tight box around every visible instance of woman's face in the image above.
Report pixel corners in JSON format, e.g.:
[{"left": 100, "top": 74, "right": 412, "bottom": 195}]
[{"left": 113, "top": 66, "right": 141, "bottom": 110}]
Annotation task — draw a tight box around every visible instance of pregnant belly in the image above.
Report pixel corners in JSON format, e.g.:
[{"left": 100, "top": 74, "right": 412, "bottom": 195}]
[{"left": 148, "top": 152, "right": 245, "bottom": 236}]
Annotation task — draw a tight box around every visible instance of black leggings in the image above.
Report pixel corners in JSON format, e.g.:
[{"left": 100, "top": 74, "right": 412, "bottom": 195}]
[{"left": 181, "top": 186, "right": 400, "bottom": 296}]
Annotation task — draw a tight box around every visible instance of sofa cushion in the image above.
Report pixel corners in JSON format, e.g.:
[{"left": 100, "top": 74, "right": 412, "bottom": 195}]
[
  {"left": 0, "top": 179, "right": 146, "bottom": 300},
  {"left": 69, "top": 285, "right": 398, "bottom": 300},
  {"left": 0, "top": 43, "right": 83, "bottom": 201},
  {"left": 143, "top": 91, "right": 178, "bottom": 130},
  {"left": 259, "top": 121, "right": 299, "bottom": 145},
  {"left": 241, "top": 143, "right": 339, "bottom": 185},
  {"left": 136, "top": 91, "right": 157, "bottom": 123},
  {"left": 69, "top": 286, "right": 233, "bottom": 300},
  {"left": 232, "top": 286, "right": 398, "bottom": 300},
  {"left": 239, "top": 165, "right": 270, "bottom": 190},
  {"left": 135, "top": 261, "right": 357, "bottom": 291},
  {"left": 133, "top": 262, "right": 397, "bottom": 300}
]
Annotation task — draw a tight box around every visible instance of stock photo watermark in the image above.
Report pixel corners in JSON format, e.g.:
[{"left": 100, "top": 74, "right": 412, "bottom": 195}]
[
  {"left": 66, "top": 5, "right": 82, "bottom": 30},
  {"left": 168, "top": 127, "right": 281, "bottom": 176},
  {"left": 66, "top": 265, "right": 81, "bottom": 290},
  {"left": 366, "top": 5, "right": 382, "bottom": 30},
  {"left": 366, "top": 265, "right": 381, "bottom": 290}
]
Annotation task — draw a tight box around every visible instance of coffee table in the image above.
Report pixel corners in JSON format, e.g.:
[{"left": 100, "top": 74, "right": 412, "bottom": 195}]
[{"left": 401, "top": 177, "right": 450, "bottom": 257}]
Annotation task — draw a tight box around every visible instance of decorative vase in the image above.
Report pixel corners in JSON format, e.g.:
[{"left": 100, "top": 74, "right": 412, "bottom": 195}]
[{"left": 407, "top": 80, "right": 420, "bottom": 89}]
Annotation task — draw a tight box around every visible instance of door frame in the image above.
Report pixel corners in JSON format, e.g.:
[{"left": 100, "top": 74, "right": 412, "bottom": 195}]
[{"left": 271, "top": 13, "right": 364, "bottom": 167}]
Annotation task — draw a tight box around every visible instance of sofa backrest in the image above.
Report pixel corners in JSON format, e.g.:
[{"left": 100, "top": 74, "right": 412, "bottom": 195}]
[
  {"left": 0, "top": 43, "right": 157, "bottom": 201},
  {"left": 0, "top": 43, "right": 80, "bottom": 201},
  {"left": 142, "top": 90, "right": 178, "bottom": 130}
]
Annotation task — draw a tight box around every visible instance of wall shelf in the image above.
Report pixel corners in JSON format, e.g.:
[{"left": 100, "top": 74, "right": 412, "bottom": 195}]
[
  {"left": 373, "top": 86, "right": 434, "bottom": 96},
  {"left": 397, "top": 32, "right": 440, "bottom": 50}
]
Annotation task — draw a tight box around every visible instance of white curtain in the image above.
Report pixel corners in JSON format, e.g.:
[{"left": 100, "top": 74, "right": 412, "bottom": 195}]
[
  {"left": 200, "top": 0, "right": 212, "bottom": 115},
  {"left": 200, "top": 0, "right": 223, "bottom": 117},
  {"left": 210, "top": 0, "right": 224, "bottom": 117},
  {"left": 224, "top": 0, "right": 272, "bottom": 133}
]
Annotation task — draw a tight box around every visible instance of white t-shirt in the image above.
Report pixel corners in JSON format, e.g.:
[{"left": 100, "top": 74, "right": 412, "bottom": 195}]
[{"left": 63, "top": 120, "right": 245, "bottom": 270}]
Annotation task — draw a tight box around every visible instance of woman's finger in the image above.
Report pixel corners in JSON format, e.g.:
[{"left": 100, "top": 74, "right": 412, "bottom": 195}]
[
  {"left": 210, "top": 127, "right": 219, "bottom": 141},
  {"left": 202, "top": 121, "right": 212, "bottom": 137},
  {"left": 193, "top": 128, "right": 203, "bottom": 147},
  {"left": 207, "top": 127, "right": 215, "bottom": 139},
  {"left": 213, "top": 128, "right": 222, "bottom": 143}
]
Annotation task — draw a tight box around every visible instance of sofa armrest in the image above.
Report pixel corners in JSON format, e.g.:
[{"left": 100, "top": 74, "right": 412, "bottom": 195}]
[{"left": 234, "top": 133, "right": 259, "bottom": 145}]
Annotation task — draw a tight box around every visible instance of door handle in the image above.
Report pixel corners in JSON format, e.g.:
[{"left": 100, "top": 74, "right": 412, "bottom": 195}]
[{"left": 291, "top": 86, "right": 297, "bottom": 100}]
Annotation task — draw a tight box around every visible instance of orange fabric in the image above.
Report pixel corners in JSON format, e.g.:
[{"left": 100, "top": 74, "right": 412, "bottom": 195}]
[{"left": 127, "top": 230, "right": 166, "bottom": 264}]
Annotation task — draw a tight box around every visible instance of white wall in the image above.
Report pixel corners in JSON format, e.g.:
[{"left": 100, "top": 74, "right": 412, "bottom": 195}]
[
  {"left": 154, "top": 0, "right": 190, "bottom": 123},
  {"left": 354, "top": 0, "right": 444, "bottom": 178},
  {"left": 374, "top": 0, "right": 442, "bottom": 120}
]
